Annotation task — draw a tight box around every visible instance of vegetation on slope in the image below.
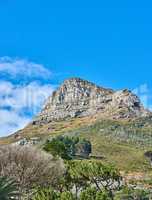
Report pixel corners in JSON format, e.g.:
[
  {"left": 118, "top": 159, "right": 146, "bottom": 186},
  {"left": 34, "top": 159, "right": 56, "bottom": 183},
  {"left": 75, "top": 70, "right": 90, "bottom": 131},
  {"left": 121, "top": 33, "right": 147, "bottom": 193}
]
[
  {"left": 0, "top": 136, "right": 152, "bottom": 199},
  {"left": 1, "top": 116, "right": 152, "bottom": 173}
]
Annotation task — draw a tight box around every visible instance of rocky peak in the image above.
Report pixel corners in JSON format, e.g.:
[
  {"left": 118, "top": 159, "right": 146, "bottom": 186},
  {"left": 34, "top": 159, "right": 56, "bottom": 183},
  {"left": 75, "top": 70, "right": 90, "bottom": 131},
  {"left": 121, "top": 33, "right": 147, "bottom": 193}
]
[{"left": 33, "top": 78, "right": 150, "bottom": 124}]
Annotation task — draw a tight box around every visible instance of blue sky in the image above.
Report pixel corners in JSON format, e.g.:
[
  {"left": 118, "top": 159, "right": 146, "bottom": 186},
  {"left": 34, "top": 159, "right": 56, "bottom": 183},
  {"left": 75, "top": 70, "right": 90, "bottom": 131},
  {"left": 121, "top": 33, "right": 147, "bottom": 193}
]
[{"left": 0, "top": 0, "right": 152, "bottom": 136}]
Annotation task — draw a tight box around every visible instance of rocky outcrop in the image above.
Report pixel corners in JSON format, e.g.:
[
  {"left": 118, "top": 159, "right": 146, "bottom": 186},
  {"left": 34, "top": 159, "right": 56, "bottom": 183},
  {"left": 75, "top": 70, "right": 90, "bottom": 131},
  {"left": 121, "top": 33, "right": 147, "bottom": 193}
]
[{"left": 33, "top": 78, "right": 150, "bottom": 125}]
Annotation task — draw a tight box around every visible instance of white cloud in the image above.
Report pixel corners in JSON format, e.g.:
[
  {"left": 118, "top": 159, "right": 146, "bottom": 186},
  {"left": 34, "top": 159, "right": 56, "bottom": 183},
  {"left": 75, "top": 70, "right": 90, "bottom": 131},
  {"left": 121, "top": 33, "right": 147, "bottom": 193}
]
[
  {"left": 0, "top": 109, "right": 31, "bottom": 136},
  {"left": 0, "top": 57, "right": 52, "bottom": 80},
  {"left": 0, "top": 57, "right": 55, "bottom": 136},
  {"left": 0, "top": 81, "right": 55, "bottom": 136},
  {"left": 0, "top": 81, "right": 54, "bottom": 113}
]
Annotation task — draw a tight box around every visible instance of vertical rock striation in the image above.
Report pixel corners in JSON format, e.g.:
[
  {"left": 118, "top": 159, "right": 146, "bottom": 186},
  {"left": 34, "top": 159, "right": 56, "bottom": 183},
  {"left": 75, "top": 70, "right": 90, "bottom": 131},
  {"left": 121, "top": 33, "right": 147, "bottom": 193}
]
[{"left": 33, "top": 78, "right": 150, "bottom": 125}]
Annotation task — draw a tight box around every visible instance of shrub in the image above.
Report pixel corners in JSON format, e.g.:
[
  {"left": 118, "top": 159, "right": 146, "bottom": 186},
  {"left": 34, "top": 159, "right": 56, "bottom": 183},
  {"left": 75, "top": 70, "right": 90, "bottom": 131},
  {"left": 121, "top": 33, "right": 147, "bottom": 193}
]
[
  {"left": 60, "top": 191, "right": 75, "bottom": 200},
  {"left": 0, "top": 145, "right": 64, "bottom": 198},
  {"left": 44, "top": 139, "right": 70, "bottom": 159},
  {"left": 32, "top": 187, "right": 60, "bottom": 200},
  {"left": 44, "top": 136, "right": 92, "bottom": 160},
  {"left": 80, "top": 187, "right": 97, "bottom": 200},
  {"left": 0, "top": 176, "right": 18, "bottom": 200},
  {"left": 68, "top": 160, "right": 121, "bottom": 193},
  {"left": 95, "top": 191, "right": 111, "bottom": 200},
  {"left": 114, "top": 187, "right": 150, "bottom": 200}
]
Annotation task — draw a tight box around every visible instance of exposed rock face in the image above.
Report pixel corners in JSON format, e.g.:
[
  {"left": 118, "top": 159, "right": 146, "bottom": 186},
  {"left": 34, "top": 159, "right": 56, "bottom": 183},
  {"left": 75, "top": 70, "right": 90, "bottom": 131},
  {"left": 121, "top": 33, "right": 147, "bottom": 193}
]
[{"left": 33, "top": 78, "right": 150, "bottom": 124}]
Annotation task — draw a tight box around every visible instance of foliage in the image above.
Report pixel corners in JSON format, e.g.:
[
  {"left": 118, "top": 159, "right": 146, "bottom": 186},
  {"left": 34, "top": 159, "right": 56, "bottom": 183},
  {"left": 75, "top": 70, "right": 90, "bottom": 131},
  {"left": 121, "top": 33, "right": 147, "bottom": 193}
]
[
  {"left": 114, "top": 187, "right": 150, "bottom": 200},
  {"left": 32, "top": 187, "right": 60, "bottom": 200},
  {"left": 33, "top": 188, "right": 75, "bottom": 200},
  {"left": 32, "top": 186, "right": 151, "bottom": 200},
  {"left": 95, "top": 190, "right": 111, "bottom": 200},
  {"left": 80, "top": 187, "right": 97, "bottom": 200},
  {"left": 60, "top": 191, "right": 75, "bottom": 200},
  {"left": 43, "top": 136, "right": 92, "bottom": 160},
  {"left": 80, "top": 188, "right": 111, "bottom": 200},
  {"left": 55, "top": 160, "right": 121, "bottom": 199},
  {"left": 5, "top": 116, "right": 152, "bottom": 172},
  {"left": 0, "top": 177, "right": 18, "bottom": 200},
  {"left": 30, "top": 160, "right": 152, "bottom": 200},
  {"left": 67, "top": 160, "right": 121, "bottom": 193},
  {"left": 44, "top": 138, "right": 70, "bottom": 159},
  {"left": 0, "top": 145, "right": 64, "bottom": 199}
]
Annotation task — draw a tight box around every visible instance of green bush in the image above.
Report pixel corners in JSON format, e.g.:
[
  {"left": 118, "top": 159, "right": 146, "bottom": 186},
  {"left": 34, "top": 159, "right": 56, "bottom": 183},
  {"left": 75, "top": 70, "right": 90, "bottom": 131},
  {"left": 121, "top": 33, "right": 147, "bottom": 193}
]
[
  {"left": 68, "top": 160, "right": 121, "bottom": 193},
  {"left": 96, "top": 191, "right": 111, "bottom": 200},
  {"left": 60, "top": 191, "right": 75, "bottom": 200},
  {"left": 32, "top": 187, "right": 60, "bottom": 200},
  {"left": 43, "top": 136, "right": 92, "bottom": 160},
  {"left": 80, "top": 187, "right": 111, "bottom": 200},
  {"left": 43, "top": 139, "right": 70, "bottom": 160},
  {"left": 80, "top": 187, "right": 97, "bottom": 200},
  {"left": 114, "top": 187, "right": 150, "bottom": 200}
]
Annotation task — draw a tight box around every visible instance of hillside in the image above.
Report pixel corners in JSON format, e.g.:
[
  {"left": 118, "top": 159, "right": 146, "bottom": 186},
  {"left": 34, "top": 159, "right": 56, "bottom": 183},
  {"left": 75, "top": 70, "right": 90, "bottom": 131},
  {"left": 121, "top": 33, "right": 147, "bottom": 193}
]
[{"left": 1, "top": 78, "right": 152, "bottom": 177}]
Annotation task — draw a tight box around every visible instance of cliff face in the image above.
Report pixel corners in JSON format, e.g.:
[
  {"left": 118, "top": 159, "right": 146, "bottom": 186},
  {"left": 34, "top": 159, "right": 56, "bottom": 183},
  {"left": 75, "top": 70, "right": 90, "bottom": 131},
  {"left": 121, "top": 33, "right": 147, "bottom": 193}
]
[{"left": 33, "top": 78, "right": 150, "bottom": 125}]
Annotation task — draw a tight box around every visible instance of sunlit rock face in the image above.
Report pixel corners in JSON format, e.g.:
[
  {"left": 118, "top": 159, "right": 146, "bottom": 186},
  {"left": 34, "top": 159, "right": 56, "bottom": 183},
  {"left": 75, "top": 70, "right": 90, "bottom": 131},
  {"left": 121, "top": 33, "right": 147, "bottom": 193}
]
[{"left": 33, "top": 78, "right": 150, "bottom": 124}]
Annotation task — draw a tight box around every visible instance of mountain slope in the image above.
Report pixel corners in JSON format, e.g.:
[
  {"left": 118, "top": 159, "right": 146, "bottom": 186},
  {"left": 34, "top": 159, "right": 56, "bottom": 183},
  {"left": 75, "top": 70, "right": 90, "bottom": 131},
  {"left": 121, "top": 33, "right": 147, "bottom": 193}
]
[
  {"left": 1, "top": 78, "right": 152, "bottom": 175},
  {"left": 1, "top": 77, "right": 152, "bottom": 145}
]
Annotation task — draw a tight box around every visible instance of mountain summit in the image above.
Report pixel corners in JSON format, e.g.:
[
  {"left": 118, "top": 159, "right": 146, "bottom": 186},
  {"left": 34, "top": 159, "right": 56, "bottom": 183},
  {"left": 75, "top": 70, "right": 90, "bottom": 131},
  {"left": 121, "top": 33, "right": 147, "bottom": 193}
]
[{"left": 33, "top": 78, "right": 150, "bottom": 125}]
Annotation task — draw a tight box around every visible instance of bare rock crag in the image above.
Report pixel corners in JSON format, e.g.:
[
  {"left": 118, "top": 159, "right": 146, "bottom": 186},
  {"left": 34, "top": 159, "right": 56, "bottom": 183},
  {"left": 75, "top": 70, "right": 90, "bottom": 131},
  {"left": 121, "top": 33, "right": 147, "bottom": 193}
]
[{"left": 33, "top": 78, "right": 150, "bottom": 125}]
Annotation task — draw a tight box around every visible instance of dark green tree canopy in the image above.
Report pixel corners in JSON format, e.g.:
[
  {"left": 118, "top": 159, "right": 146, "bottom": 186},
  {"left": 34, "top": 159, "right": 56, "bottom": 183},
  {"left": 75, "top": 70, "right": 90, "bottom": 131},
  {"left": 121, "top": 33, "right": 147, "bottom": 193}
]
[{"left": 43, "top": 136, "right": 92, "bottom": 160}]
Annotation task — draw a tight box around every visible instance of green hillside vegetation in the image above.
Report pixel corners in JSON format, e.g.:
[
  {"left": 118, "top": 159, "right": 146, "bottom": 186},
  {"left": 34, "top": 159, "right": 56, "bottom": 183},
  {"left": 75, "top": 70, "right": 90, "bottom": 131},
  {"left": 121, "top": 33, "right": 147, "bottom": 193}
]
[
  {"left": 1, "top": 129, "right": 152, "bottom": 198},
  {"left": 0, "top": 145, "right": 151, "bottom": 200},
  {"left": 1, "top": 116, "right": 152, "bottom": 177},
  {"left": 48, "top": 117, "right": 152, "bottom": 172}
]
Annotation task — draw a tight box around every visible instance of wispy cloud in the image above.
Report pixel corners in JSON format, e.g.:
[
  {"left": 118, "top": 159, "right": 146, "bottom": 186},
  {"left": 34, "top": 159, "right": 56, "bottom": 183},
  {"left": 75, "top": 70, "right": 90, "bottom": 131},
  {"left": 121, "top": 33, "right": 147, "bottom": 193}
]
[
  {"left": 0, "top": 109, "right": 31, "bottom": 137},
  {"left": 0, "top": 81, "right": 54, "bottom": 113},
  {"left": 0, "top": 57, "right": 52, "bottom": 80},
  {"left": 0, "top": 57, "right": 55, "bottom": 136}
]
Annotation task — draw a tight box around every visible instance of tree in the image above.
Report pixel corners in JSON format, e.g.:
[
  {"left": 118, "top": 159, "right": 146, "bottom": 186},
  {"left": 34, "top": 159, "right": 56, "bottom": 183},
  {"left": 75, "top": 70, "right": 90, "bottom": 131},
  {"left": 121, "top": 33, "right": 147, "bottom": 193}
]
[
  {"left": 0, "top": 177, "right": 18, "bottom": 200},
  {"left": 0, "top": 145, "right": 64, "bottom": 198},
  {"left": 68, "top": 160, "right": 121, "bottom": 198},
  {"left": 43, "top": 136, "right": 92, "bottom": 160},
  {"left": 65, "top": 161, "right": 88, "bottom": 199},
  {"left": 44, "top": 139, "right": 70, "bottom": 160}
]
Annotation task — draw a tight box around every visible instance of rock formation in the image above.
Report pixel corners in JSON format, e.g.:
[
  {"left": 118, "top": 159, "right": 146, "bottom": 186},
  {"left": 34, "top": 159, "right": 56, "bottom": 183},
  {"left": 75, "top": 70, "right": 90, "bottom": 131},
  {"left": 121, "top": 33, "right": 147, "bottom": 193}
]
[{"left": 33, "top": 78, "right": 150, "bottom": 125}]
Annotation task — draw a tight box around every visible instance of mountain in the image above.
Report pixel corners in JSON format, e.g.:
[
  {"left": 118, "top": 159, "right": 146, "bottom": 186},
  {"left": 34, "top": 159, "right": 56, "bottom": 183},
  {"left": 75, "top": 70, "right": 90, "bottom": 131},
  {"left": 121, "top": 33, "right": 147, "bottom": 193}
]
[
  {"left": 2, "top": 77, "right": 152, "bottom": 143},
  {"left": 33, "top": 77, "right": 150, "bottom": 125},
  {"left": 1, "top": 78, "right": 152, "bottom": 174}
]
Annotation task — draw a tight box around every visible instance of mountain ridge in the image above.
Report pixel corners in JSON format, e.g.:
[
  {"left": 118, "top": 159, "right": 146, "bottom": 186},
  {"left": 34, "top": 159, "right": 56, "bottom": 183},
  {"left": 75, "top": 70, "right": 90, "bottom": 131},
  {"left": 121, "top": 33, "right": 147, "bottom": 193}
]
[
  {"left": 0, "top": 77, "right": 151, "bottom": 147},
  {"left": 33, "top": 77, "right": 151, "bottom": 125}
]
